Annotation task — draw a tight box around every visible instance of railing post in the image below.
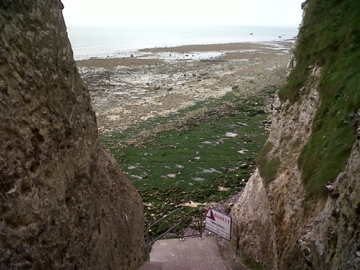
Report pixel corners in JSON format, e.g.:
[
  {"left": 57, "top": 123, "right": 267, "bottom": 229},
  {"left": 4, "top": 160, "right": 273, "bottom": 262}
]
[
  {"left": 198, "top": 216, "right": 204, "bottom": 240},
  {"left": 235, "top": 221, "right": 239, "bottom": 259},
  {"left": 146, "top": 231, "right": 148, "bottom": 261},
  {"left": 179, "top": 210, "right": 185, "bottom": 241},
  {"left": 146, "top": 227, "right": 151, "bottom": 261},
  {"left": 230, "top": 218, "right": 239, "bottom": 259}
]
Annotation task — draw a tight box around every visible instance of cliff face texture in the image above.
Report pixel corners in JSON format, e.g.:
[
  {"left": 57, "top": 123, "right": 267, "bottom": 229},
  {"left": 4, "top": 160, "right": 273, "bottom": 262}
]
[
  {"left": 0, "top": 1, "right": 143, "bottom": 269},
  {"left": 231, "top": 1, "right": 360, "bottom": 269}
]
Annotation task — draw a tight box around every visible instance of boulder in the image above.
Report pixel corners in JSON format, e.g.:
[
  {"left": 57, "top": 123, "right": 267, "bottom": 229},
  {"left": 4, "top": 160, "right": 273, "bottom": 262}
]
[{"left": 0, "top": 1, "right": 143, "bottom": 269}]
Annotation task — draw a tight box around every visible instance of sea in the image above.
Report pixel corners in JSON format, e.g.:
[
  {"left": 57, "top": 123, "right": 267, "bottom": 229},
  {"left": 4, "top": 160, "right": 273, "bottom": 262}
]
[{"left": 65, "top": 23, "right": 299, "bottom": 60}]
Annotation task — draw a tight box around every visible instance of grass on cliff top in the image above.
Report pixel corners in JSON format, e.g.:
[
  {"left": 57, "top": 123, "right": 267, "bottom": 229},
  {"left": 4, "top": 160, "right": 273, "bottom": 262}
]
[
  {"left": 277, "top": 0, "right": 360, "bottom": 198},
  {"left": 100, "top": 87, "right": 276, "bottom": 232}
]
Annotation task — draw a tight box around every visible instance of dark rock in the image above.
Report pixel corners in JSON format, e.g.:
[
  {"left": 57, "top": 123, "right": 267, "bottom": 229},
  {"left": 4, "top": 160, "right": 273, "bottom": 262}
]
[
  {"left": 0, "top": 2, "right": 143, "bottom": 269},
  {"left": 0, "top": 0, "right": 12, "bottom": 8},
  {"left": 301, "top": 1, "right": 308, "bottom": 10}
]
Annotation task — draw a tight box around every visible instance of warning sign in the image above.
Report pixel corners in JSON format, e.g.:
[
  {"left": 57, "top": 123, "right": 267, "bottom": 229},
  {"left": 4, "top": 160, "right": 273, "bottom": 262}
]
[{"left": 205, "top": 208, "right": 232, "bottom": 241}]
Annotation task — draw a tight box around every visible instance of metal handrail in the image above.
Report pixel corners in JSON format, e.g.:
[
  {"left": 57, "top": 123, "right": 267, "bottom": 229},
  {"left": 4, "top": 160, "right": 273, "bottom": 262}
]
[
  {"left": 145, "top": 208, "right": 182, "bottom": 261},
  {"left": 144, "top": 207, "right": 239, "bottom": 261}
]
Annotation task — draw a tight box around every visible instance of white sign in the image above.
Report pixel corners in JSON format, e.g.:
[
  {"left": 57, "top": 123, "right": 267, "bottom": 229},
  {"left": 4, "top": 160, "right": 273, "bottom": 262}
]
[{"left": 205, "top": 208, "right": 232, "bottom": 241}]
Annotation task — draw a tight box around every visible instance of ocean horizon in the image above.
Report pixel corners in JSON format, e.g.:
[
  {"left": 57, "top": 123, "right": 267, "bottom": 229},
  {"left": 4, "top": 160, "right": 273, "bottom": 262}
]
[{"left": 65, "top": 23, "right": 299, "bottom": 60}]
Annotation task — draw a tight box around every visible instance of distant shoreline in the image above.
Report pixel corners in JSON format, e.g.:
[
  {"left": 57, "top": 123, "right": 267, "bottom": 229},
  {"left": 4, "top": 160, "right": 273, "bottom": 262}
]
[
  {"left": 140, "top": 39, "right": 295, "bottom": 53},
  {"left": 76, "top": 40, "right": 293, "bottom": 132},
  {"left": 67, "top": 24, "right": 298, "bottom": 61},
  {"left": 76, "top": 40, "right": 294, "bottom": 68}
]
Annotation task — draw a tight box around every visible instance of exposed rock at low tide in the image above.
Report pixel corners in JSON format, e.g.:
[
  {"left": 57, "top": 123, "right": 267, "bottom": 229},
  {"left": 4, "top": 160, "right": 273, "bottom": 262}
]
[{"left": 77, "top": 42, "right": 292, "bottom": 133}]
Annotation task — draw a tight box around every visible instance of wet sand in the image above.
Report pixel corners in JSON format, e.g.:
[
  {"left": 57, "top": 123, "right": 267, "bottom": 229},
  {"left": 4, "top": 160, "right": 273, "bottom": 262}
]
[{"left": 76, "top": 41, "right": 293, "bottom": 132}]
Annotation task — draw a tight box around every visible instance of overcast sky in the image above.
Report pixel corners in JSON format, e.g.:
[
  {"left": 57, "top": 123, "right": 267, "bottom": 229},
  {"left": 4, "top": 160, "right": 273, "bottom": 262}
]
[{"left": 62, "top": 0, "right": 304, "bottom": 27}]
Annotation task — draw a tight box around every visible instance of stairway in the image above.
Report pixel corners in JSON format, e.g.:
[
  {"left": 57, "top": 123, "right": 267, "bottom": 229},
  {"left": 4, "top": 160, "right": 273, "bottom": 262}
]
[{"left": 139, "top": 236, "right": 240, "bottom": 270}]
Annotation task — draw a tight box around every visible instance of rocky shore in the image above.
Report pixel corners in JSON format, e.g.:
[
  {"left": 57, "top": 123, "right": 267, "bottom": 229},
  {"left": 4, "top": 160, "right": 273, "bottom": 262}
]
[{"left": 76, "top": 41, "right": 294, "bottom": 132}]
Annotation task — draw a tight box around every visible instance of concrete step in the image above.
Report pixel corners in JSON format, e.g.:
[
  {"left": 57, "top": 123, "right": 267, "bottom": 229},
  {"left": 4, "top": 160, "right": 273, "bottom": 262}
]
[
  {"left": 149, "top": 237, "right": 228, "bottom": 270},
  {"left": 160, "top": 261, "right": 228, "bottom": 270},
  {"left": 138, "top": 262, "right": 162, "bottom": 270}
]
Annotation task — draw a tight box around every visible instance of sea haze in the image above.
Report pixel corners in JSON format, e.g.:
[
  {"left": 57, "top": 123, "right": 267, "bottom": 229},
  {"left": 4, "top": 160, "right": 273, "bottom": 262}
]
[{"left": 66, "top": 23, "right": 298, "bottom": 60}]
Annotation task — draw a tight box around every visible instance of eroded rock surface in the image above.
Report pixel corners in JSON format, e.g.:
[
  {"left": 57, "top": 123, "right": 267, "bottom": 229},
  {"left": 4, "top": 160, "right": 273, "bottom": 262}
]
[
  {"left": 231, "top": 1, "right": 360, "bottom": 269},
  {"left": 0, "top": 1, "right": 143, "bottom": 269}
]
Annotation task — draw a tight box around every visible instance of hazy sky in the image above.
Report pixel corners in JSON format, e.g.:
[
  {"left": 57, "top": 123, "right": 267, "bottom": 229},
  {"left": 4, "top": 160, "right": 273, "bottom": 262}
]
[{"left": 62, "top": 0, "right": 304, "bottom": 27}]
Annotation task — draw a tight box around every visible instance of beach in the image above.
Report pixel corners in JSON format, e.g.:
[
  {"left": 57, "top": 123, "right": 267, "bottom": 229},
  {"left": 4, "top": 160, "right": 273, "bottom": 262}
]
[{"left": 76, "top": 41, "right": 293, "bottom": 132}]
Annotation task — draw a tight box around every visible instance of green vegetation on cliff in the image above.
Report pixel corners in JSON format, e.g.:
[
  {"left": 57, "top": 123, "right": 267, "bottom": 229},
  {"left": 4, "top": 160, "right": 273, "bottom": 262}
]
[
  {"left": 256, "top": 142, "right": 280, "bottom": 186},
  {"left": 279, "top": 0, "right": 360, "bottom": 197}
]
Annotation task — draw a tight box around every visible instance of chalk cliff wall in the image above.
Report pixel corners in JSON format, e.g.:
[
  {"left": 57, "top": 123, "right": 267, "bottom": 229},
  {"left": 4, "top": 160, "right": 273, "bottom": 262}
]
[
  {"left": 231, "top": 1, "right": 360, "bottom": 269},
  {"left": 0, "top": 1, "right": 143, "bottom": 269}
]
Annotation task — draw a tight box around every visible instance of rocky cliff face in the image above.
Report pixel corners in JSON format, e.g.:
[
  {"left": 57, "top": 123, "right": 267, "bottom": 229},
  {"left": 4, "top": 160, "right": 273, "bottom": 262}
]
[
  {"left": 0, "top": 1, "right": 143, "bottom": 269},
  {"left": 231, "top": 1, "right": 360, "bottom": 269}
]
